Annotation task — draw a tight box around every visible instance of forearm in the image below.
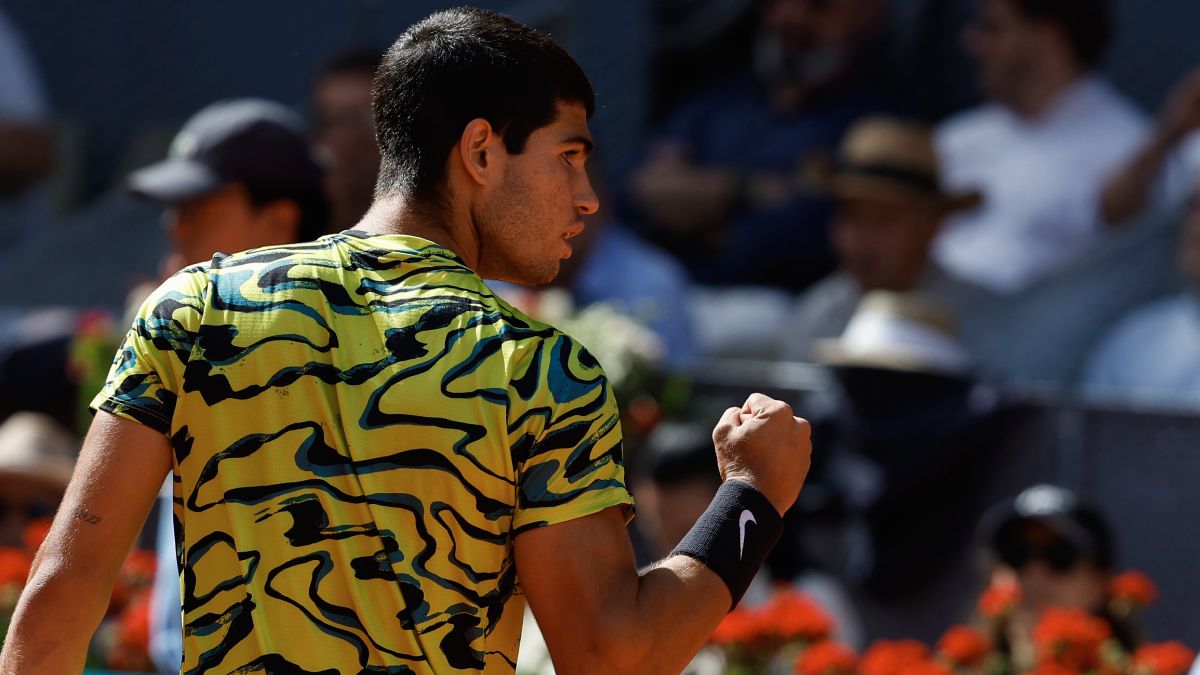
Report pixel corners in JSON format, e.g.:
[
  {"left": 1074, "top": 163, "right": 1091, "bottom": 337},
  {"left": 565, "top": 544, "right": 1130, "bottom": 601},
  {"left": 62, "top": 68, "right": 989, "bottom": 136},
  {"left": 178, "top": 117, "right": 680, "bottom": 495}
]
[
  {"left": 0, "top": 561, "right": 111, "bottom": 673},
  {"left": 1101, "top": 134, "right": 1174, "bottom": 226}
]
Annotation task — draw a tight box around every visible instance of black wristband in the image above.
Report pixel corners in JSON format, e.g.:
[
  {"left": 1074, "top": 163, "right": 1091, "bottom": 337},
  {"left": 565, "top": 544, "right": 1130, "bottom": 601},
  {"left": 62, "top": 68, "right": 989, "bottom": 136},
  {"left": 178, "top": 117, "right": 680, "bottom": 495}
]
[{"left": 671, "top": 480, "right": 784, "bottom": 610}]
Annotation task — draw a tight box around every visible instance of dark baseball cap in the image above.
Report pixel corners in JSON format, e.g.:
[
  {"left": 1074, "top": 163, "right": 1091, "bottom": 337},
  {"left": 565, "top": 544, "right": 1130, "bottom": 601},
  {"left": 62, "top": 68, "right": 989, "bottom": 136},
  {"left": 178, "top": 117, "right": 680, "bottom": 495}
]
[
  {"left": 980, "top": 484, "right": 1115, "bottom": 569},
  {"left": 127, "top": 98, "right": 324, "bottom": 204}
]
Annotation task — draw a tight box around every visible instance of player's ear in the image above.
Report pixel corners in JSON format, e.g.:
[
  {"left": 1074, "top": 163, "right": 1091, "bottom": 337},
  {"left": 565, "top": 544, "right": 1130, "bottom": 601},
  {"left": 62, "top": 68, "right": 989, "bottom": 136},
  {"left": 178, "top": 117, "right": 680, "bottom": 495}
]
[{"left": 458, "top": 118, "right": 502, "bottom": 187}]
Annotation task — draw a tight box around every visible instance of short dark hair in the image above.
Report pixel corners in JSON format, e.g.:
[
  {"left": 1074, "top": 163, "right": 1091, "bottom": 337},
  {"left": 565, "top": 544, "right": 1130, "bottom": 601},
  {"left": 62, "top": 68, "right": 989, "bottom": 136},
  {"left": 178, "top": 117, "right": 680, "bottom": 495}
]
[
  {"left": 1006, "top": 0, "right": 1111, "bottom": 68},
  {"left": 372, "top": 8, "right": 595, "bottom": 206},
  {"left": 245, "top": 182, "right": 331, "bottom": 242}
]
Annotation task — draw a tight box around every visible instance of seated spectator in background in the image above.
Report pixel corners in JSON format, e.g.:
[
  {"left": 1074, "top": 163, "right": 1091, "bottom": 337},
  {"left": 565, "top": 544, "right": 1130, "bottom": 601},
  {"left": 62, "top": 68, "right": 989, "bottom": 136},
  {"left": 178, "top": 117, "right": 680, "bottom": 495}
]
[
  {"left": 935, "top": 0, "right": 1146, "bottom": 293},
  {"left": 124, "top": 98, "right": 329, "bottom": 674},
  {"left": 0, "top": 7, "right": 53, "bottom": 246},
  {"left": 779, "top": 116, "right": 989, "bottom": 362},
  {"left": 978, "top": 484, "right": 1138, "bottom": 666},
  {"left": 128, "top": 98, "right": 329, "bottom": 273},
  {"left": 0, "top": 412, "right": 77, "bottom": 549},
  {"left": 811, "top": 292, "right": 1026, "bottom": 622},
  {"left": 630, "top": 0, "right": 890, "bottom": 290},
  {"left": 1081, "top": 192, "right": 1200, "bottom": 407},
  {"left": 635, "top": 420, "right": 864, "bottom": 649},
  {"left": 312, "top": 49, "right": 382, "bottom": 232}
]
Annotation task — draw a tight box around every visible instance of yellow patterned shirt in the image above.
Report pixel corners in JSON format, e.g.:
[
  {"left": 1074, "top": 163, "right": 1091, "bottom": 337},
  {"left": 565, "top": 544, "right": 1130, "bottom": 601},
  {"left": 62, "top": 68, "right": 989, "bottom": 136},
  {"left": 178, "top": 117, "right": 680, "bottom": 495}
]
[{"left": 91, "top": 231, "right": 633, "bottom": 674}]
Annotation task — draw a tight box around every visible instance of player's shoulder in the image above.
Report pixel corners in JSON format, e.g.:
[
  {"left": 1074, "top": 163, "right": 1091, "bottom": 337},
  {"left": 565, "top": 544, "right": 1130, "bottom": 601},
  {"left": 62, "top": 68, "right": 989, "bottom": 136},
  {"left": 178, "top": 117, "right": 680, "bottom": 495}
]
[{"left": 487, "top": 295, "right": 608, "bottom": 390}]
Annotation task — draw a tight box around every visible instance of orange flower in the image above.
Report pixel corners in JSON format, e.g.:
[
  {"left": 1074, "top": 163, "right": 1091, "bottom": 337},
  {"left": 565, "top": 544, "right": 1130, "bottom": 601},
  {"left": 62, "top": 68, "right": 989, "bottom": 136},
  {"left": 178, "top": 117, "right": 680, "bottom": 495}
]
[
  {"left": 22, "top": 517, "right": 53, "bottom": 555},
  {"left": 0, "top": 547, "right": 32, "bottom": 589},
  {"left": 1131, "top": 642, "right": 1197, "bottom": 675},
  {"left": 897, "top": 660, "right": 956, "bottom": 675},
  {"left": 762, "top": 588, "right": 833, "bottom": 642},
  {"left": 1109, "top": 571, "right": 1158, "bottom": 606},
  {"left": 1032, "top": 608, "right": 1112, "bottom": 669},
  {"left": 106, "top": 591, "right": 154, "bottom": 672},
  {"left": 978, "top": 580, "right": 1020, "bottom": 619},
  {"left": 860, "top": 640, "right": 932, "bottom": 675},
  {"left": 109, "top": 548, "right": 158, "bottom": 614},
  {"left": 796, "top": 641, "right": 857, "bottom": 675},
  {"left": 935, "top": 625, "right": 990, "bottom": 666},
  {"left": 711, "top": 606, "right": 769, "bottom": 646}
]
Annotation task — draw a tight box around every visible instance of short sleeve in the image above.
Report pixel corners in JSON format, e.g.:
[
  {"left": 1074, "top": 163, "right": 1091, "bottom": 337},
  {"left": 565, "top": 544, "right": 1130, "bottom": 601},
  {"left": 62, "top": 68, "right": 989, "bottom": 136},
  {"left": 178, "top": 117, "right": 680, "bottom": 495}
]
[
  {"left": 508, "top": 333, "right": 634, "bottom": 533},
  {"left": 89, "top": 267, "right": 209, "bottom": 436}
]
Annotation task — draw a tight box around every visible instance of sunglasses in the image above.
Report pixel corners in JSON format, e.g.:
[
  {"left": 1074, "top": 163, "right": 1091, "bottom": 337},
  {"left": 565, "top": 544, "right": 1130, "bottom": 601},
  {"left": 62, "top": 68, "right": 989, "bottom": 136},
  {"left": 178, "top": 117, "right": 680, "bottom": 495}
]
[{"left": 997, "top": 537, "right": 1085, "bottom": 573}]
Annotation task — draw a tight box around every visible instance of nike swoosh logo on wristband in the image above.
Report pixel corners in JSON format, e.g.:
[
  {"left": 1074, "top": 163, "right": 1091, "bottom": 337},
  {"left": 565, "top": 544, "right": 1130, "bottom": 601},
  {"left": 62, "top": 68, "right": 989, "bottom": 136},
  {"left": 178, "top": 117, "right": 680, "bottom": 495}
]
[{"left": 738, "top": 510, "right": 756, "bottom": 560}]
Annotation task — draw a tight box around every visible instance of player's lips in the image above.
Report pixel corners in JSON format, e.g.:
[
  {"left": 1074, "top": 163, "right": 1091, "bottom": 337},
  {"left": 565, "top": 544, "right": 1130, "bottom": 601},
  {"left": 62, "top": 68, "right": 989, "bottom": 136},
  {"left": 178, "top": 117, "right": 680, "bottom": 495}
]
[
  {"left": 563, "top": 222, "right": 585, "bottom": 240},
  {"left": 559, "top": 223, "right": 583, "bottom": 259}
]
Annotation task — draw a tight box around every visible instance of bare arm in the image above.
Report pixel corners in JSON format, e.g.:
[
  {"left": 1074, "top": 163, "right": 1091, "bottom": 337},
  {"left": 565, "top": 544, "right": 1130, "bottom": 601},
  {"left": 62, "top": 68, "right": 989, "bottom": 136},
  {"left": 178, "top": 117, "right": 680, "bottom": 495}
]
[
  {"left": 517, "top": 506, "right": 729, "bottom": 675},
  {"left": 0, "top": 411, "right": 171, "bottom": 673},
  {"left": 516, "top": 396, "right": 810, "bottom": 675},
  {"left": 1102, "top": 69, "right": 1200, "bottom": 226},
  {"left": 1100, "top": 132, "right": 1177, "bottom": 226}
]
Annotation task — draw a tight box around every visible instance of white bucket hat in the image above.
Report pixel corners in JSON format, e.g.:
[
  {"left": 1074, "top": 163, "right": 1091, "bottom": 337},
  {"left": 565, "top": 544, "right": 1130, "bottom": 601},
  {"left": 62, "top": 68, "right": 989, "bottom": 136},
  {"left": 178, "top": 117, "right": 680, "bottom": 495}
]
[
  {"left": 812, "top": 291, "right": 973, "bottom": 377},
  {"left": 0, "top": 412, "right": 78, "bottom": 491}
]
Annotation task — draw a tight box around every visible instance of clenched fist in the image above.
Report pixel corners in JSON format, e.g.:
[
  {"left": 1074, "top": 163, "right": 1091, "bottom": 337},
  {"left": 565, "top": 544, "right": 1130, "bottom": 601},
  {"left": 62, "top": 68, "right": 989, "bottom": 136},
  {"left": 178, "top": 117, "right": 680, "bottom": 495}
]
[{"left": 712, "top": 393, "right": 812, "bottom": 515}]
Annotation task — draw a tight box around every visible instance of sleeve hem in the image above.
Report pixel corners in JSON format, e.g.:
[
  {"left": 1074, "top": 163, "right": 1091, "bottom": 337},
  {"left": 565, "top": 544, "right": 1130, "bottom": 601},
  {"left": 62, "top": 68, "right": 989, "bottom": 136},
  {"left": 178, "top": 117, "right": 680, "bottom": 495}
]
[
  {"left": 93, "top": 397, "right": 172, "bottom": 437},
  {"left": 512, "top": 490, "right": 636, "bottom": 535}
]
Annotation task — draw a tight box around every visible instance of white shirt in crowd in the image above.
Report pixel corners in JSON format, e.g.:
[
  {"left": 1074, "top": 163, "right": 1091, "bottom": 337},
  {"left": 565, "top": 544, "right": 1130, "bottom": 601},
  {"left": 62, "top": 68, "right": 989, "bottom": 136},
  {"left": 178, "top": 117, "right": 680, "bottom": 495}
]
[
  {"left": 1082, "top": 293, "right": 1200, "bottom": 408},
  {"left": 934, "top": 76, "right": 1147, "bottom": 294}
]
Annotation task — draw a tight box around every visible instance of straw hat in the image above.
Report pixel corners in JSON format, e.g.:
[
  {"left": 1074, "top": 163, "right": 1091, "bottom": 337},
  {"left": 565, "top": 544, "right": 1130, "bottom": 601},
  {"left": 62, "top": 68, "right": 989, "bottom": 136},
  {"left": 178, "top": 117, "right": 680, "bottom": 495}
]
[
  {"left": 812, "top": 291, "right": 973, "bottom": 377},
  {"left": 807, "top": 116, "right": 982, "bottom": 212},
  {"left": 0, "top": 412, "right": 78, "bottom": 491}
]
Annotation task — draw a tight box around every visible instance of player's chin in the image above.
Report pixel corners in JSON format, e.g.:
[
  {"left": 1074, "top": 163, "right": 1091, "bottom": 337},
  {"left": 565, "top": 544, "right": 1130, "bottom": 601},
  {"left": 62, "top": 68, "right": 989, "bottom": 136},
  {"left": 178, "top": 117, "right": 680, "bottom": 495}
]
[{"left": 513, "top": 259, "right": 560, "bottom": 287}]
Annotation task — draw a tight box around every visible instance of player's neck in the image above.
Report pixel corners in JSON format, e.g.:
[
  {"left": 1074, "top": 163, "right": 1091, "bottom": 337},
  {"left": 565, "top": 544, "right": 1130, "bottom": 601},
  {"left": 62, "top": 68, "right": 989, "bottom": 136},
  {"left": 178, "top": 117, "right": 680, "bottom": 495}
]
[{"left": 357, "top": 196, "right": 480, "bottom": 269}]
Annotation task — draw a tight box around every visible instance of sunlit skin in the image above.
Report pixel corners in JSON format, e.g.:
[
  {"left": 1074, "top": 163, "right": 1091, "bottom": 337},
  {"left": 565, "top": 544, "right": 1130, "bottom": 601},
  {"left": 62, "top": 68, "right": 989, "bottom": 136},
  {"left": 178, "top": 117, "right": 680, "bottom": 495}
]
[
  {"left": 164, "top": 182, "right": 300, "bottom": 267},
  {"left": 475, "top": 102, "right": 598, "bottom": 286},
  {"left": 832, "top": 193, "right": 942, "bottom": 291}
]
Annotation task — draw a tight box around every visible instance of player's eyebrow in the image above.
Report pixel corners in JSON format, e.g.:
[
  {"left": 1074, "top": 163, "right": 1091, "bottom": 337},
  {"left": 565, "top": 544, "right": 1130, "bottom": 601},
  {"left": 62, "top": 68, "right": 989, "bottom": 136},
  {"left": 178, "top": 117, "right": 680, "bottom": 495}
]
[{"left": 561, "top": 135, "right": 594, "bottom": 157}]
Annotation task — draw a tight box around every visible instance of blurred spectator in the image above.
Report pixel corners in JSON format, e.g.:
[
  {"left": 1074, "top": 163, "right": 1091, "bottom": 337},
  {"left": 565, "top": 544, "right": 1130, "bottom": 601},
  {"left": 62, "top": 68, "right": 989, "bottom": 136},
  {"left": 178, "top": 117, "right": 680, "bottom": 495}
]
[
  {"left": 1103, "top": 69, "right": 1200, "bottom": 225},
  {"left": 123, "top": 98, "right": 329, "bottom": 674},
  {"left": 811, "top": 292, "right": 1024, "bottom": 618},
  {"left": 1080, "top": 191, "right": 1200, "bottom": 407},
  {"left": 778, "top": 117, "right": 990, "bottom": 362},
  {"left": 127, "top": 98, "right": 329, "bottom": 273},
  {"left": 527, "top": 166, "right": 697, "bottom": 369},
  {"left": 634, "top": 420, "right": 864, "bottom": 649},
  {"left": 934, "top": 0, "right": 1146, "bottom": 293},
  {"left": 0, "top": 412, "right": 76, "bottom": 549},
  {"left": 978, "top": 484, "right": 1138, "bottom": 663},
  {"left": 0, "top": 7, "right": 53, "bottom": 243},
  {"left": 312, "top": 49, "right": 382, "bottom": 232},
  {"left": 630, "top": 0, "right": 890, "bottom": 289}
]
